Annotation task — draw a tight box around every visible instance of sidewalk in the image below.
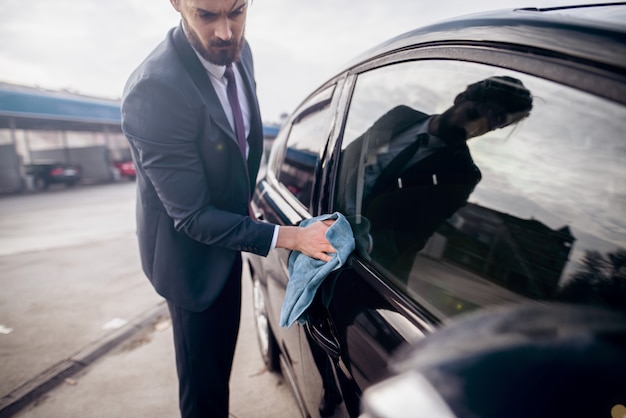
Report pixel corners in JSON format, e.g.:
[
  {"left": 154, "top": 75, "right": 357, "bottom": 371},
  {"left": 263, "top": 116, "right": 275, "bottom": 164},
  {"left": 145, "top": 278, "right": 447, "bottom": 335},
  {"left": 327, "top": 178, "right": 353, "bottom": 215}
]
[
  {"left": 7, "top": 271, "right": 300, "bottom": 418},
  {"left": 0, "top": 185, "right": 299, "bottom": 417}
]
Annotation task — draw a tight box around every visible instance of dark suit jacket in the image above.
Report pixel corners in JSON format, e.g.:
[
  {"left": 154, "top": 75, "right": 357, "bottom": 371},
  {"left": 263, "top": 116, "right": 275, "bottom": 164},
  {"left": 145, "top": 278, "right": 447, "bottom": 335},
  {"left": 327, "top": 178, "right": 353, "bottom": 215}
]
[
  {"left": 121, "top": 24, "right": 275, "bottom": 312},
  {"left": 337, "top": 105, "right": 481, "bottom": 215},
  {"left": 336, "top": 105, "right": 481, "bottom": 277}
]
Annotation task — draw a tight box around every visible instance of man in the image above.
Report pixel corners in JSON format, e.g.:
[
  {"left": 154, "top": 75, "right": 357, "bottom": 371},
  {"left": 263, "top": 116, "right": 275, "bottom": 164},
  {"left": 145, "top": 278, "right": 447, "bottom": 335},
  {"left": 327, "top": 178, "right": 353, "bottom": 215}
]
[
  {"left": 121, "top": 1, "right": 335, "bottom": 417},
  {"left": 337, "top": 76, "right": 533, "bottom": 279}
]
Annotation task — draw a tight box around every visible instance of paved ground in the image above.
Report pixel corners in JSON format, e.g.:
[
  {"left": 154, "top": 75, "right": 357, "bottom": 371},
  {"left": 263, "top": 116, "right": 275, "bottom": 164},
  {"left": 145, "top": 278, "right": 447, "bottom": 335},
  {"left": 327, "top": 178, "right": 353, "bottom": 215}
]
[
  {"left": 0, "top": 183, "right": 300, "bottom": 417},
  {"left": 9, "top": 265, "right": 299, "bottom": 418}
]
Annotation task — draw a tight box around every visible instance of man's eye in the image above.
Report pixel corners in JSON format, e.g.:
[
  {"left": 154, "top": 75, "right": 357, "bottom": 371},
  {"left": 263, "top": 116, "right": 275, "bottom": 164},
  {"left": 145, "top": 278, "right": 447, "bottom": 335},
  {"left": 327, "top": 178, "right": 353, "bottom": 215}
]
[
  {"left": 229, "top": 6, "right": 246, "bottom": 17},
  {"left": 197, "top": 11, "right": 217, "bottom": 20}
]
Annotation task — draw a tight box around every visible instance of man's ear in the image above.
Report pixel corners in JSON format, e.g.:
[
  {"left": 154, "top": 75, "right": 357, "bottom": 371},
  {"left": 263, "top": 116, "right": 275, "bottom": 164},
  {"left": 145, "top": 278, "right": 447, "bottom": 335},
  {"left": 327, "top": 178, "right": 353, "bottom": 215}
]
[{"left": 169, "top": 0, "right": 180, "bottom": 12}]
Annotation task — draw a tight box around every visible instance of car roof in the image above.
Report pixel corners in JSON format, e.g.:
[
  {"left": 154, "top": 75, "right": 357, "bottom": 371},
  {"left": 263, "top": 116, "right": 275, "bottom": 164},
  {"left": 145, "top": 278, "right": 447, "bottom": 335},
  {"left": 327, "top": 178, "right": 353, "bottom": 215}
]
[
  {"left": 533, "top": 3, "right": 626, "bottom": 26},
  {"left": 344, "top": 3, "right": 626, "bottom": 75}
]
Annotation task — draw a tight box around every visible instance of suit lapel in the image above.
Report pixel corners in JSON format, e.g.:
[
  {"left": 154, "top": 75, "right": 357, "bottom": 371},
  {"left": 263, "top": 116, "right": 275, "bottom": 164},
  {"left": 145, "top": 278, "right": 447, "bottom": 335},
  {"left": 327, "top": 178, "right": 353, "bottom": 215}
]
[
  {"left": 170, "top": 24, "right": 237, "bottom": 146},
  {"left": 234, "top": 43, "right": 264, "bottom": 186},
  {"left": 171, "top": 25, "right": 263, "bottom": 193}
]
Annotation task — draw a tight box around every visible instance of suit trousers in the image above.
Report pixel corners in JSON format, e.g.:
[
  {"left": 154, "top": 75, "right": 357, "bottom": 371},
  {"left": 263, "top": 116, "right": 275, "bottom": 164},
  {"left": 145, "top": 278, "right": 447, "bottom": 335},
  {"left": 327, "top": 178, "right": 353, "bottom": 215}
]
[{"left": 167, "top": 257, "right": 242, "bottom": 418}]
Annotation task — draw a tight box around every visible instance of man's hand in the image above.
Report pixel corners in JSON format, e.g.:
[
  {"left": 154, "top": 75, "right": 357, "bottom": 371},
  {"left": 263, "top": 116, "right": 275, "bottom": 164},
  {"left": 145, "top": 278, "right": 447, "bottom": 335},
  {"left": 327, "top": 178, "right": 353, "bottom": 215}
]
[{"left": 276, "top": 220, "right": 336, "bottom": 262}]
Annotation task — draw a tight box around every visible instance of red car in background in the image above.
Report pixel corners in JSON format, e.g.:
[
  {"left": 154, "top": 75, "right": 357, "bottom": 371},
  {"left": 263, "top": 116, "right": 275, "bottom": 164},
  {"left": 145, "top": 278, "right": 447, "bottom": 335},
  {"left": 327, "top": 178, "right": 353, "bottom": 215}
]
[{"left": 113, "top": 160, "right": 136, "bottom": 181}]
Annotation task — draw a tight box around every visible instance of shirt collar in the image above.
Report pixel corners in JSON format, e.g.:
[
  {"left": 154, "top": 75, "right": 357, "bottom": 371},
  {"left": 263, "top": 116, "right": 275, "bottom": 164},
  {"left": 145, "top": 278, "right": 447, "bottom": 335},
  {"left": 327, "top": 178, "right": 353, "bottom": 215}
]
[
  {"left": 197, "top": 54, "right": 227, "bottom": 80},
  {"left": 181, "top": 22, "right": 227, "bottom": 80}
]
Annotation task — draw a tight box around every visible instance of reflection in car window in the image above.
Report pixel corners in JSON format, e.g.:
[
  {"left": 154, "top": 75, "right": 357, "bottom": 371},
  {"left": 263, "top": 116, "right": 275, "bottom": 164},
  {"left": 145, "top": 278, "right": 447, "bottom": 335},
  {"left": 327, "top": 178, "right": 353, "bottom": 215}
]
[
  {"left": 335, "top": 60, "right": 626, "bottom": 320},
  {"left": 277, "top": 88, "right": 334, "bottom": 209}
]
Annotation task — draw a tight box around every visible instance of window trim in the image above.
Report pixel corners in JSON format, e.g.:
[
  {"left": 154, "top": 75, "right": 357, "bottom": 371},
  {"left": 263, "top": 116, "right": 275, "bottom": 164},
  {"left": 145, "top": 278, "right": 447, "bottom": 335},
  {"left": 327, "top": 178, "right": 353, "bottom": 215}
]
[
  {"left": 346, "top": 43, "right": 626, "bottom": 105},
  {"left": 350, "top": 257, "right": 443, "bottom": 329}
]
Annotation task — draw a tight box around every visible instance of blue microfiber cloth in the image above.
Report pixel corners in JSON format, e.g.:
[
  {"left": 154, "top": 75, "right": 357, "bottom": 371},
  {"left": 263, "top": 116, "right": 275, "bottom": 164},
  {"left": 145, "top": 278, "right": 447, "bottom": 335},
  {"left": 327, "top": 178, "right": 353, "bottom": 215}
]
[{"left": 279, "top": 212, "right": 355, "bottom": 328}]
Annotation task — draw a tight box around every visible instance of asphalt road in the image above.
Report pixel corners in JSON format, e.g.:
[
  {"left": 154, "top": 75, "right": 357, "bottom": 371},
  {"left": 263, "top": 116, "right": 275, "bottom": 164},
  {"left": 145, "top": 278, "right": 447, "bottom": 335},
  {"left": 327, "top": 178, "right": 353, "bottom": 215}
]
[{"left": 0, "top": 182, "right": 299, "bottom": 417}]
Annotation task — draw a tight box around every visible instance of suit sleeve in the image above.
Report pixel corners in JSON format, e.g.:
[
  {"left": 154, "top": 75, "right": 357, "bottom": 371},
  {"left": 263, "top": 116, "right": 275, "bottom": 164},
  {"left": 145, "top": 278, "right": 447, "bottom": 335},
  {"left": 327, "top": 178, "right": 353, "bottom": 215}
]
[{"left": 121, "top": 74, "right": 275, "bottom": 256}]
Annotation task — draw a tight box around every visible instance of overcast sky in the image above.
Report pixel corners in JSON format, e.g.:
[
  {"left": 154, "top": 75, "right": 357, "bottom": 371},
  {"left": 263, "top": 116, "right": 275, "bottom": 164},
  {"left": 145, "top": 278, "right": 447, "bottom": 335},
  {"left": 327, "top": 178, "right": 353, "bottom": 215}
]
[{"left": 0, "top": 0, "right": 607, "bottom": 122}]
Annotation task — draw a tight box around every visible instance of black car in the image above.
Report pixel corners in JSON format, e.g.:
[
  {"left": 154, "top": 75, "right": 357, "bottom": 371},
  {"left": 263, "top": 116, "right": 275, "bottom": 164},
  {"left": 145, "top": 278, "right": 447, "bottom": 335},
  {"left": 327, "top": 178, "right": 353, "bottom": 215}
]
[
  {"left": 244, "top": 4, "right": 626, "bottom": 418},
  {"left": 25, "top": 161, "right": 82, "bottom": 190}
]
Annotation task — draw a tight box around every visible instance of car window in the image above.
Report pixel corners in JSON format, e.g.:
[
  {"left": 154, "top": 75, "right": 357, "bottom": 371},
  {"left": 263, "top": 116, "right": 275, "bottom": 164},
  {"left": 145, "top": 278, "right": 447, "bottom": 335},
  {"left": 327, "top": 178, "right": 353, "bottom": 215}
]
[
  {"left": 276, "top": 87, "right": 335, "bottom": 209},
  {"left": 335, "top": 59, "right": 626, "bottom": 320}
]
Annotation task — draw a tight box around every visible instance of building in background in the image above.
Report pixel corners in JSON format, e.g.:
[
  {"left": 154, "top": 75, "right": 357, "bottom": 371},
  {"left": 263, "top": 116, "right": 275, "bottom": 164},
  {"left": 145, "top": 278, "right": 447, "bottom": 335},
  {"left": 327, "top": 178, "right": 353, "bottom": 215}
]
[{"left": 0, "top": 82, "right": 281, "bottom": 194}]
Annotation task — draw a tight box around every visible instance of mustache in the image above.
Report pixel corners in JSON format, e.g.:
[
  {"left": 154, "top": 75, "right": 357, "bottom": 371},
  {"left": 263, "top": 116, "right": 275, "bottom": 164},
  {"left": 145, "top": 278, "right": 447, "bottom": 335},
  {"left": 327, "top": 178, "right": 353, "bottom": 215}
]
[{"left": 210, "top": 39, "right": 237, "bottom": 48}]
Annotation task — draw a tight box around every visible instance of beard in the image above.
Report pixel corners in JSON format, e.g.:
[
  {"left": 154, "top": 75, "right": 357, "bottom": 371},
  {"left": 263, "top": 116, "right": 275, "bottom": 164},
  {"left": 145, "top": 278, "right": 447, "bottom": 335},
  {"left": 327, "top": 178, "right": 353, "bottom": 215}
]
[{"left": 184, "top": 20, "right": 244, "bottom": 66}]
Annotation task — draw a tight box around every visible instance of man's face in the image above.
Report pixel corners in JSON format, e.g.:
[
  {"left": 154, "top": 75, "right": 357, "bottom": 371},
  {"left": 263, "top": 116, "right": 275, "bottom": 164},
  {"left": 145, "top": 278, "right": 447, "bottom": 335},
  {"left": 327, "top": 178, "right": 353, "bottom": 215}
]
[
  {"left": 437, "top": 101, "right": 509, "bottom": 142},
  {"left": 171, "top": 0, "right": 248, "bottom": 66}
]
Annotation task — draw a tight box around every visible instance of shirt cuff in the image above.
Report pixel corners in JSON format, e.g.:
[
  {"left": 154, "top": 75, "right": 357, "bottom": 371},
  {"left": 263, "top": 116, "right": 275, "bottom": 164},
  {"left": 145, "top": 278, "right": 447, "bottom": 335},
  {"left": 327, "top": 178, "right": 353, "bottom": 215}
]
[{"left": 270, "top": 225, "right": 280, "bottom": 250}]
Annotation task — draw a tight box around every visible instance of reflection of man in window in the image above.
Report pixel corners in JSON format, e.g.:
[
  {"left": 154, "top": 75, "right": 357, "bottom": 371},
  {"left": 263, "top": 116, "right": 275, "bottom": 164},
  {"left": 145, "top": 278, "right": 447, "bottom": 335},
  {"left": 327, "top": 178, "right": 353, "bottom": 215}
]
[{"left": 337, "top": 76, "right": 533, "bottom": 280}]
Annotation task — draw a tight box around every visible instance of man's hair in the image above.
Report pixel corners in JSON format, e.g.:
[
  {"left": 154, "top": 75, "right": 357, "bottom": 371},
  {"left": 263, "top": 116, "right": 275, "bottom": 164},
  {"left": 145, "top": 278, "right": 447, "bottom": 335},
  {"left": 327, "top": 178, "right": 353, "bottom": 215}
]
[{"left": 462, "top": 76, "right": 533, "bottom": 115}]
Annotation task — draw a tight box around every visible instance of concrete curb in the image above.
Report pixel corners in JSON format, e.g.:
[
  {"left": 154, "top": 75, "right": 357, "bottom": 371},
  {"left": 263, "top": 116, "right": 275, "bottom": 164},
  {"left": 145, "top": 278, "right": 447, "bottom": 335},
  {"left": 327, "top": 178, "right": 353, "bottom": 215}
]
[{"left": 0, "top": 301, "right": 169, "bottom": 417}]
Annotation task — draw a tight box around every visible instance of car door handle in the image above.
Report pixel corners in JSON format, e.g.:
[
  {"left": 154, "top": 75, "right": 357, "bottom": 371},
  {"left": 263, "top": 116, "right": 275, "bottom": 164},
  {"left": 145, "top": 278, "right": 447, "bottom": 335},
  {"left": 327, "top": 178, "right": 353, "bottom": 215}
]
[{"left": 304, "top": 309, "right": 341, "bottom": 359}]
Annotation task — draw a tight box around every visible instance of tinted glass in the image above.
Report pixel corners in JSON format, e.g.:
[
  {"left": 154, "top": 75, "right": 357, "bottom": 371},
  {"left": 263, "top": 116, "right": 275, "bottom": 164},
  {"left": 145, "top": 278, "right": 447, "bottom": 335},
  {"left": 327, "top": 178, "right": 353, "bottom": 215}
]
[
  {"left": 336, "top": 59, "right": 626, "bottom": 320},
  {"left": 277, "top": 88, "right": 334, "bottom": 209}
]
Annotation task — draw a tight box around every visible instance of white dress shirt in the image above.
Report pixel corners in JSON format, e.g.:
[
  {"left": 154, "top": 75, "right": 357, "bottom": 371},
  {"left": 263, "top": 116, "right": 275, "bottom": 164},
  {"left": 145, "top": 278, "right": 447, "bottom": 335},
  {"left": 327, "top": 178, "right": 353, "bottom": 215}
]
[
  {"left": 194, "top": 54, "right": 251, "bottom": 158},
  {"left": 187, "top": 38, "right": 280, "bottom": 249}
]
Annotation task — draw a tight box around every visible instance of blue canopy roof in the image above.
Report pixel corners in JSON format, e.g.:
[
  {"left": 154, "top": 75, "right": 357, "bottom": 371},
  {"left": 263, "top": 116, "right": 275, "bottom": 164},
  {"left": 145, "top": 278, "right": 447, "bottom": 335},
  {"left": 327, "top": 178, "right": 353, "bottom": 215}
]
[
  {"left": 0, "top": 83, "right": 121, "bottom": 132},
  {"left": 0, "top": 82, "right": 281, "bottom": 138},
  {"left": 263, "top": 124, "right": 280, "bottom": 138}
]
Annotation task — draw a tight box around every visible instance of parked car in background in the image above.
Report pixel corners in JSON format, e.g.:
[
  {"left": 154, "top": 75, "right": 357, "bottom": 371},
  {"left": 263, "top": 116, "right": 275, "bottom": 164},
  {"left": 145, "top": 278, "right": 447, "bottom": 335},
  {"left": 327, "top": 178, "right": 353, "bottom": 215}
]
[
  {"left": 25, "top": 161, "right": 82, "bottom": 190},
  {"left": 113, "top": 160, "right": 136, "bottom": 181},
  {"left": 244, "top": 4, "right": 626, "bottom": 418}
]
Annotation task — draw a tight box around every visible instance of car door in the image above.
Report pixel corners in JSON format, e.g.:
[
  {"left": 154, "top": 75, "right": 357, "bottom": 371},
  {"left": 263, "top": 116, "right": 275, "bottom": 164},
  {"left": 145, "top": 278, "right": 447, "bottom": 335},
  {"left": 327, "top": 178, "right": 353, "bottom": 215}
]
[
  {"left": 302, "top": 40, "right": 626, "bottom": 417},
  {"left": 284, "top": 74, "right": 433, "bottom": 418},
  {"left": 252, "top": 84, "right": 342, "bottom": 415}
]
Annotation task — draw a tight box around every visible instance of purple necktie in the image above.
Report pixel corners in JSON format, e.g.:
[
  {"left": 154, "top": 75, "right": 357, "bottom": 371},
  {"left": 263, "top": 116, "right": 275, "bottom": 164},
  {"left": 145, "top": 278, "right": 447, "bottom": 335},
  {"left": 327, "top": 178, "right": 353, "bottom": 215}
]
[
  {"left": 224, "top": 64, "right": 255, "bottom": 219},
  {"left": 224, "top": 64, "right": 247, "bottom": 159}
]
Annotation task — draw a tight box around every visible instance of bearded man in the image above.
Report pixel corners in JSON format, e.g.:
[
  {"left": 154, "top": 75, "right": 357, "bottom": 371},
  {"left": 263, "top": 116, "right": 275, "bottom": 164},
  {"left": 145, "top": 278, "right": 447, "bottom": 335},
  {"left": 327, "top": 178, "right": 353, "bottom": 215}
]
[{"left": 122, "top": 1, "right": 335, "bottom": 416}]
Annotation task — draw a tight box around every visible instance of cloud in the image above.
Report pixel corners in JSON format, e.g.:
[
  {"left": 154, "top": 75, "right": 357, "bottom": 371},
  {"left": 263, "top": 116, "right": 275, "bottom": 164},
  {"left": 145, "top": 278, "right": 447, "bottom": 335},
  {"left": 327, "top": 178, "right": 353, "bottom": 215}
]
[
  {"left": 0, "top": 0, "right": 609, "bottom": 120},
  {"left": 0, "top": 0, "right": 177, "bottom": 98}
]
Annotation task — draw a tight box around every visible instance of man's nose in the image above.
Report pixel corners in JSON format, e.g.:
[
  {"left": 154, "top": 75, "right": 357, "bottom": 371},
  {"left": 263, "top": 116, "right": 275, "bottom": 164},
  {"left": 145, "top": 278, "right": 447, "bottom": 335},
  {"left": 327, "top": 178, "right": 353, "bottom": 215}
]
[{"left": 214, "top": 17, "right": 233, "bottom": 40}]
